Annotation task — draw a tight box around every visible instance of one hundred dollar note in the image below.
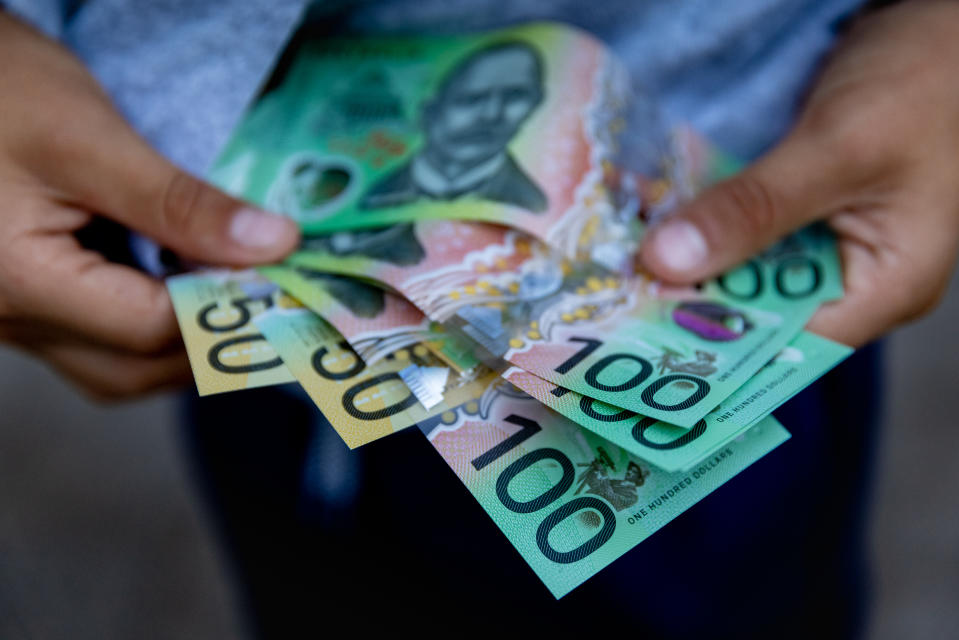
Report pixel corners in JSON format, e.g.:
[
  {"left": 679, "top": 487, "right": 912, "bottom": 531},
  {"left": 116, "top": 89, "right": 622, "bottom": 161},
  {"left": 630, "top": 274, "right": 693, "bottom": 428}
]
[
  {"left": 652, "top": 225, "right": 844, "bottom": 310},
  {"left": 167, "top": 270, "right": 294, "bottom": 395},
  {"left": 420, "top": 381, "right": 789, "bottom": 597},
  {"left": 502, "top": 304, "right": 818, "bottom": 428},
  {"left": 255, "top": 306, "right": 496, "bottom": 448},
  {"left": 447, "top": 226, "right": 842, "bottom": 427},
  {"left": 503, "top": 331, "right": 851, "bottom": 472},
  {"left": 289, "top": 222, "right": 830, "bottom": 426},
  {"left": 479, "top": 270, "right": 821, "bottom": 427},
  {"left": 208, "top": 22, "right": 638, "bottom": 256}
]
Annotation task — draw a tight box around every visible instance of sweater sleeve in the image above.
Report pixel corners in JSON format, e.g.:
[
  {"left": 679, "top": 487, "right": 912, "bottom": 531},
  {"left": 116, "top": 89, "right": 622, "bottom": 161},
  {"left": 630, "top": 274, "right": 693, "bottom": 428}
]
[{"left": 1, "top": 0, "right": 74, "bottom": 39}]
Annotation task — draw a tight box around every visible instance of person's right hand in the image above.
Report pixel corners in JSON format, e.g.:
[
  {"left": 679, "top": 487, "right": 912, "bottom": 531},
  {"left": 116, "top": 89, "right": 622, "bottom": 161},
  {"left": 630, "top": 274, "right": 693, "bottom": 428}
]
[
  {"left": 0, "top": 13, "right": 300, "bottom": 399},
  {"left": 639, "top": 0, "right": 959, "bottom": 347}
]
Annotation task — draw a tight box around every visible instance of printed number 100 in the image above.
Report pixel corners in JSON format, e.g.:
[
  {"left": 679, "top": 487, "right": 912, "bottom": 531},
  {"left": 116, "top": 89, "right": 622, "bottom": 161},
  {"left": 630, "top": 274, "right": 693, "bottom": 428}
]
[{"left": 470, "top": 414, "right": 616, "bottom": 564}]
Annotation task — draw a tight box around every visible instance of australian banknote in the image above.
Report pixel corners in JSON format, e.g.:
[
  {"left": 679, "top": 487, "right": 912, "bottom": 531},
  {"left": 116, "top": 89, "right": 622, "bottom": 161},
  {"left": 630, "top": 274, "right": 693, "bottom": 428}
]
[
  {"left": 288, "top": 219, "right": 834, "bottom": 426},
  {"left": 420, "top": 381, "right": 789, "bottom": 597},
  {"left": 286, "top": 221, "right": 558, "bottom": 322},
  {"left": 259, "top": 264, "right": 481, "bottom": 373},
  {"left": 255, "top": 306, "right": 495, "bottom": 448},
  {"left": 208, "top": 22, "right": 641, "bottom": 258},
  {"left": 650, "top": 224, "right": 844, "bottom": 311},
  {"left": 504, "top": 331, "right": 850, "bottom": 471},
  {"left": 167, "top": 270, "right": 294, "bottom": 395},
  {"left": 445, "top": 224, "right": 841, "bottom": 366},
  {"left": 444, "top": 224, "right": 842, "bottom": 426},
  {"left": 258, "top": 264, "right": 430, "bottom": 363},
  {"left": 439, "top": 257, "right": 820, "bottom": 427},
  {"left": 501, "top": 296, "right": 819, "bottom": 428}
]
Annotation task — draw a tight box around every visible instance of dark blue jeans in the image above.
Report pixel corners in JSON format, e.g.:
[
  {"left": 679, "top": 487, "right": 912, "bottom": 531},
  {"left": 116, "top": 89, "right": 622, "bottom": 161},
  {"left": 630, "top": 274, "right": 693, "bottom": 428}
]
[{"left": 182, "top": 343, "right": 882, "bottom": 639}]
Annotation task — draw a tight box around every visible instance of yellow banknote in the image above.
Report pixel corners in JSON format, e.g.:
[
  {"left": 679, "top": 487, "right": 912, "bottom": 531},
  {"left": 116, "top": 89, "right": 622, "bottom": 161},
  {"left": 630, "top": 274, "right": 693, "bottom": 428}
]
[
  {"left": 167, "top": 269, "right": 294, "bottom": 395},
  {"left": 255, "top": 306, "right": 495, "bottom": 448}
]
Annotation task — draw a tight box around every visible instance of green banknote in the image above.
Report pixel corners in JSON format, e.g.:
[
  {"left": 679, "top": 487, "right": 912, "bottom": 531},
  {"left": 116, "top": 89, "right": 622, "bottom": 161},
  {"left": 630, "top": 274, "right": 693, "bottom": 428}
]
[
  {"left": 432, "top": 226, "right": 842, "bottom": 428},
  {"left": 651, "top": 225, "right": 843, "bottom": 311},
  {"left": 167, "top": 270, "right": 294, "bottom": 395},
  {"left": 501, "top": 287, "right": 820, "bottom": 428},
  {"left": 209, "top": 22, "right": 635, "bottom": 255},
  {"left": 715, "top": 225, "right": 843, "bottom": 306},
  {"left": 287, "top": 221, "right": 556, "bottom": 322},
  {"left": 443, "top": 224, "right": 841, "bottom": 361},
  {"left": 504, "top": 331, "right": 851, "bottom": 471},
  {"left": 255, "top": 306, "right": 495, "bottom": 448},
  {"left": 420, "top": 382, "right": 789, "bottom": 597},
  {"left": 290, "top": 224, "right": 822, "bottom": 427},
  {"left": 649, "top": 128, "right": 843, "bottom": 308}
]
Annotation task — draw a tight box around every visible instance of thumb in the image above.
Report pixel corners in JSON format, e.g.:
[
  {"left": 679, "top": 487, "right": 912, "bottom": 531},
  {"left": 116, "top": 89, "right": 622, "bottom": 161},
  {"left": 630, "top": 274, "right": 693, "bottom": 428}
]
[
  {"left": 88, "top": 154, "right": 300, "bottom": 266},
  {"left": 639, "top": 132, "right": 848, "bottom": 283},
  {"left": 29, "top": 96, "right": 300, "bottom": 266},
  {"left": 123, "top": 165, "right": 302, "bottom": 266}
]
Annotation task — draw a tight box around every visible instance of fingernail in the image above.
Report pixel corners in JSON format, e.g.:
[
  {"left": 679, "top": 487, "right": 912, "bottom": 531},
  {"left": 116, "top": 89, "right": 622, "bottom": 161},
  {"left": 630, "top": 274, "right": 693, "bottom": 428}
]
[
  {"left": 649, "top": 220, "right": 708, "bottom": 274},
  {"left": 229, "top": 208, "right": 294, "bottom": 249}
]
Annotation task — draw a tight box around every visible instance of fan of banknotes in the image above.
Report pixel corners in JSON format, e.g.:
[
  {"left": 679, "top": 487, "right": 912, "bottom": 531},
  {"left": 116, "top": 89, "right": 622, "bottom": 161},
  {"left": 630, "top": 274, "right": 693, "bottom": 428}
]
[{"left": 167, "top": 22, "right": 851, "bottom": 599}]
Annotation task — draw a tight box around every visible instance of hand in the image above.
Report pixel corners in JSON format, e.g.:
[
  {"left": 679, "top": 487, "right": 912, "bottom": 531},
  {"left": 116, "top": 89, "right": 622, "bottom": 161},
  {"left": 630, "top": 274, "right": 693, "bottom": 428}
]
[
  {"left": 0, "top": 14, "right": 300, "bottom": 399},
  {"left": 639, "top": 0, "right": 959, "bottom": 347}
]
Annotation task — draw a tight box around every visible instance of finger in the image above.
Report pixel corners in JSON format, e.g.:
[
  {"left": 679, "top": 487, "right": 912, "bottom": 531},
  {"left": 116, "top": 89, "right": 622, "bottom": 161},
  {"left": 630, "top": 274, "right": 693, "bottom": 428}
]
[
  {"left": 8, "top": 39, "right": 299, "bottom": 266},
  {"left": 7, "top": 231, "right": 182, "bottom": 354},
  {"left": 809, "top": 206, "right": 957, "bottom": 347},
  {"left": 639, "top": 130, "right": 872, "bottom": 284},
  {"left": 805, "top": 242, "right": 894, "bottom": 347},
  {"left": 40, "top": 120, "right": 299, "bottom": 265},
  {"left": 806, "top": 299, "right": 871, "bottom": 348},
  {"left": 30, "top": 340, "right": 192, "bottom": 401}
]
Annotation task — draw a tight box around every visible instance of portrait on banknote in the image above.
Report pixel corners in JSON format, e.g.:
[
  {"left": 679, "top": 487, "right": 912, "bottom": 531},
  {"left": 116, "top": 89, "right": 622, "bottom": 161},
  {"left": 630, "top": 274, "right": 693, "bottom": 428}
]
[{"left": 361, "top": 42, "right": 548, "bottom": 213}]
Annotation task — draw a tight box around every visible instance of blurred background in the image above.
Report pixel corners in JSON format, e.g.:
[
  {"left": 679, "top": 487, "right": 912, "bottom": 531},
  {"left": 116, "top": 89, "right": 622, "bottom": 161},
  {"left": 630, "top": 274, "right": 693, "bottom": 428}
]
[{"left": 0, "top": 271, "right": 957, "bottom": 639}]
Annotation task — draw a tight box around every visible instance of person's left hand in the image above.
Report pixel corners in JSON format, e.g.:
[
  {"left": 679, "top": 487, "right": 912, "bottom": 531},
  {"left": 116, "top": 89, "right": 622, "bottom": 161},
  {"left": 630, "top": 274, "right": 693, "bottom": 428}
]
[
  {"left": 639, "top": 0, "right": 959, "bottom": 347},
  {"left": 0, "top": 14, "right": 300, "bottom": 399}
]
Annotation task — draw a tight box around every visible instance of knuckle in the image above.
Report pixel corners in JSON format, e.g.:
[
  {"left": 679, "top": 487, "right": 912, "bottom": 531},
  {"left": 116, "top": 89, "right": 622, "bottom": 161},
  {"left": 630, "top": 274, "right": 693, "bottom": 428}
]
[
  {"left": 800, "top": 92, "right": 855, "bottom": 139},
  {"left": 125, "top": 322, "right": 178, "bottom": 355},
  {"left": 881, "top": 252, "right": 950, "bottom": 328},
  {"left": 0, "top": 294, "right": 14, "bottom": 323},
  {"left": 913, "top": 291, "right": 946, "bottom": 321},
  {"left": 830, "top": 123, "right": 885, "bottom": 171},
  {"left": 159, "top": 170, "right": 204, "bottom": 235},
  {"left": 0, "top": 257, "right": 28, "bottom": 320},
  {"left": 79, "top": 370, "right": 157, "bottom": 403},
  {"left": 800, "top": 97, "right": 893, "bottom": 173},
  {"left": 710, "top": 175, "right": 783, "bottom": 240},
  {"left": 117, "top": 372, "right": 160, "bottom": 398},
  {"left": 127, "top": 329, "right": 176, "bottom": 356},
  {"left": 903, "top": 266, "right": 948, "bottom": 323},
  {"left": 120, "top": 288, "right": 179, "bottom": 355},
  {"left": 72, "top": 375, "right": 127, "bottom": 403}
]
